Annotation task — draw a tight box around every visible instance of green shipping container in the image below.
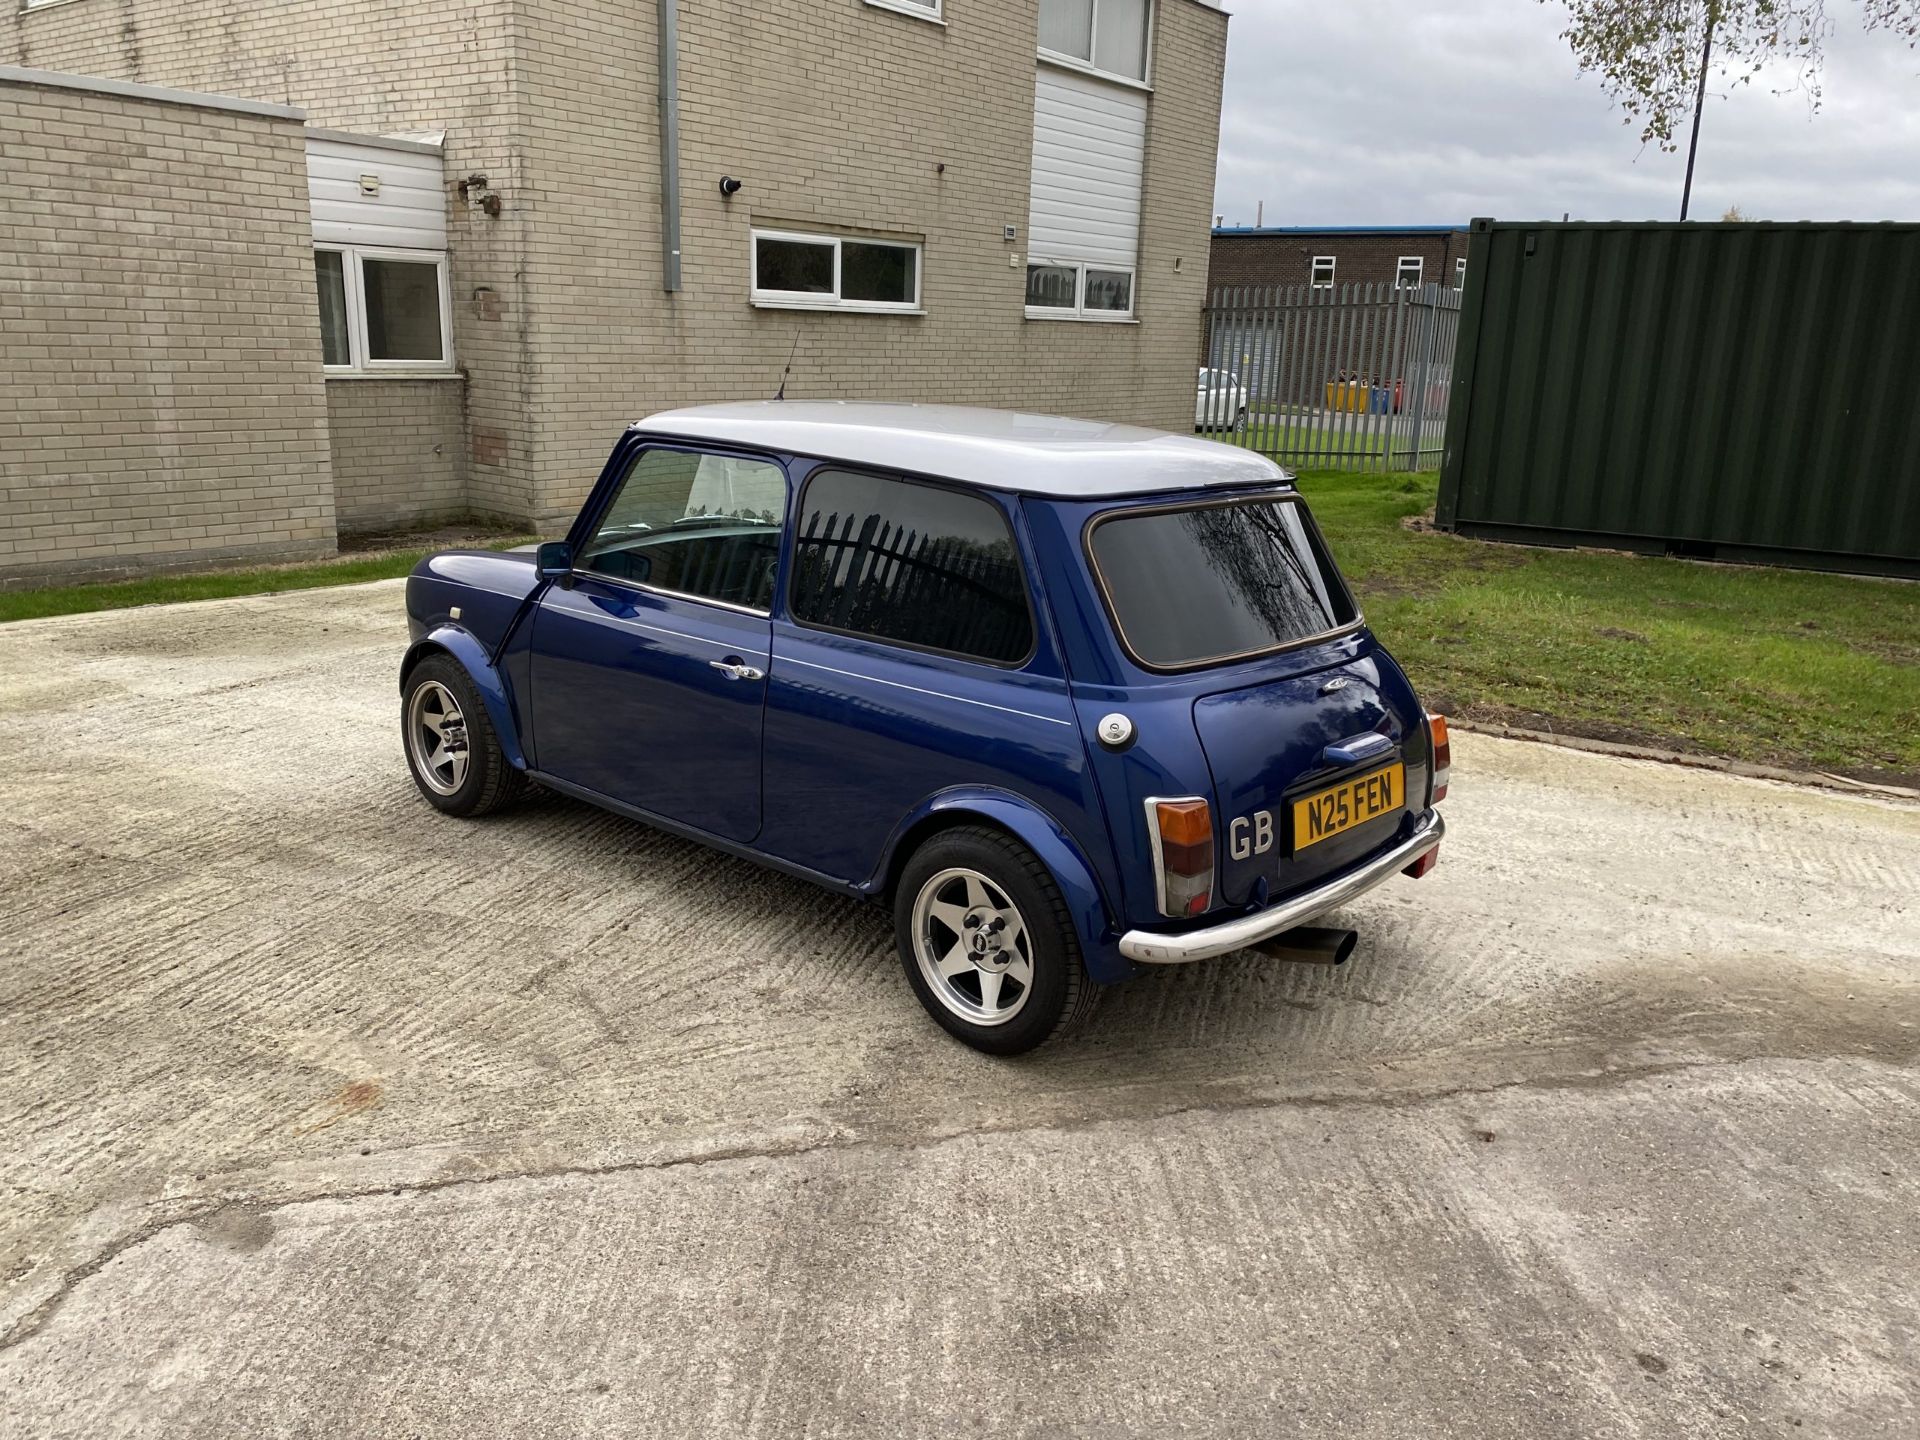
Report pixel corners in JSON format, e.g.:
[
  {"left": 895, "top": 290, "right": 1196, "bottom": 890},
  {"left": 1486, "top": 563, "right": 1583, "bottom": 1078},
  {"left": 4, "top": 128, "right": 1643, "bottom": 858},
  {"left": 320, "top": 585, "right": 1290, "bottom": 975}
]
[{"left": 1437, "top": 219, "right": 1920, "bottom": 578}]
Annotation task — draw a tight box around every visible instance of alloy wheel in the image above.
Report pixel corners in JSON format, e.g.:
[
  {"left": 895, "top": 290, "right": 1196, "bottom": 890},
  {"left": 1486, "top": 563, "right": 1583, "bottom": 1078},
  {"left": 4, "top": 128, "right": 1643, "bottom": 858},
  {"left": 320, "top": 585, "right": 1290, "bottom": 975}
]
[
  {"left": 406, "top": 679, "right": 470, "bottom": 796},
  {"left": 910, "top": 867, "right": 1035, "bottom": 1027}
]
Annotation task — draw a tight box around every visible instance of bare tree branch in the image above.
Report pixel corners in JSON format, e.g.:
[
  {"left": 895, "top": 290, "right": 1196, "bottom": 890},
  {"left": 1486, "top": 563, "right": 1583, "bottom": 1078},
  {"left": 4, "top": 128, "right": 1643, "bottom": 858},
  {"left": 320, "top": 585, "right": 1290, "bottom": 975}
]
[{"left": 1547, "top": 0, "right": 1920, "bottom": 149}]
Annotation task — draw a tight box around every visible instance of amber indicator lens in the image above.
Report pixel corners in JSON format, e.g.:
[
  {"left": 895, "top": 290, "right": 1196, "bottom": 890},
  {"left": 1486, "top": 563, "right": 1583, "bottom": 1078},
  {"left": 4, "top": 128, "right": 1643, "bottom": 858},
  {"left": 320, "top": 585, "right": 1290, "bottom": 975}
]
[
  {"left": 1154, "top": 799, "right": 1214, "bottom": 873},
  {"left": 1152, "top": 798, "right": 1214, "bottom": 916},
  {"left": 1427, "top": 713, "right": 1451, "bottom": 802}
]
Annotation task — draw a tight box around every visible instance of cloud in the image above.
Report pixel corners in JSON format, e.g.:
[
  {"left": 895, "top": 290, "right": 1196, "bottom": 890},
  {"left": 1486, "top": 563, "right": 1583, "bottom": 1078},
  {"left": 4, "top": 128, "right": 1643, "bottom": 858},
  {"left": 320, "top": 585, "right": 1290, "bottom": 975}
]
[{"left": 1212, "top": 2, "right": 1920, "bottom": 224}]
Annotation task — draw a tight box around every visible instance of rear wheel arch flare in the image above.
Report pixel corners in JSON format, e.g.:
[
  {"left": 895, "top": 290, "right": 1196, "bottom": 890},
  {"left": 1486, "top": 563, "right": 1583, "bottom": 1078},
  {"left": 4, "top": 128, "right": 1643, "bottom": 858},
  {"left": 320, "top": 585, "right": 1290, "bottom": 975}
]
[
  {"left": 877, "top": 791, "right": 1124, "bottom": 984},
  {"left": 883, "top": 809, "right": 1023, "bottom": 903}
]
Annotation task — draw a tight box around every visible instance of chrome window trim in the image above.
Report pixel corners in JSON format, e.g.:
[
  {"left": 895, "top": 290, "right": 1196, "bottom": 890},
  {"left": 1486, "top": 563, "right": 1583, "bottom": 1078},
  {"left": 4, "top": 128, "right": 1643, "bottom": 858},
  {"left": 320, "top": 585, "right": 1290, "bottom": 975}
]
[
  {"left": 569, "top": 568, "right": 773, "bottom": 620},
  {"left": 1082, "top": 490, "right": 1365, "bottom": 675}
]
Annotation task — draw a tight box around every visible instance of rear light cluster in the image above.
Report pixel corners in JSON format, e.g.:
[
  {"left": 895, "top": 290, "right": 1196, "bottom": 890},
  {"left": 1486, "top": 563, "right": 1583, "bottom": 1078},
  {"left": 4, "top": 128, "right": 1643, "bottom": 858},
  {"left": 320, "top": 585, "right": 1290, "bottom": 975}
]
[
  {"left": 1147, "top": 798, "right": 1214, "bottom": 917},
  {"left": 1426, "top": 712, "right": 1450, "bottom": 803},
  {"left": 1404, "top": 711, "right": 1449, "bottom": 880}
]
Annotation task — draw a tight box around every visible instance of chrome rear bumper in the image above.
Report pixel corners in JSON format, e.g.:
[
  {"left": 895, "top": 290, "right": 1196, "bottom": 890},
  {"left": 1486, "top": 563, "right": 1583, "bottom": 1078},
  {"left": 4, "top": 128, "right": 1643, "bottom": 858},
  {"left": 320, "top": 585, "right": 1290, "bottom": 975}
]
[{"left": 1117, "top": 810, "right": 1445, "bottom": 965}]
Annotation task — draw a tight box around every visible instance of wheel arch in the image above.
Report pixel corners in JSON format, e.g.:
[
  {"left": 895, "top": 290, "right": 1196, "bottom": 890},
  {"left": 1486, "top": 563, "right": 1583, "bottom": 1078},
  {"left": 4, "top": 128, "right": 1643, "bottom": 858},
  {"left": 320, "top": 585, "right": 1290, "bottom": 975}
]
[
  {"left": 870, "top": 788, "right": 1128, "bottom": 984},
  {"left": 400, "top": 627, "right": 528, "bottom": 772}
]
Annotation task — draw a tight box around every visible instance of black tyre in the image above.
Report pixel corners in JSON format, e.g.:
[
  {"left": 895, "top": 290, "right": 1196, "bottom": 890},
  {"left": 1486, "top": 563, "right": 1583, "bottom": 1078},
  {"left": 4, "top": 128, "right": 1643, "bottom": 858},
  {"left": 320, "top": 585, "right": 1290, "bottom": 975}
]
[
  {"left": 400, "top": 653, "right": 527, "bottom": 818},
  {"left": 893, "top": 825, "right": 1098, "bottom": 1055}
]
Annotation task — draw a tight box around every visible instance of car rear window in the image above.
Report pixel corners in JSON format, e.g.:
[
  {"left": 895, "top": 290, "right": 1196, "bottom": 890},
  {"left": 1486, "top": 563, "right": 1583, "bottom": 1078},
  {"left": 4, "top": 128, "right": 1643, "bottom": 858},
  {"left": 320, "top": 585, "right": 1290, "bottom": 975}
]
[{"left": 1087, "top": 496, "right": 1358, "bottom": 669}]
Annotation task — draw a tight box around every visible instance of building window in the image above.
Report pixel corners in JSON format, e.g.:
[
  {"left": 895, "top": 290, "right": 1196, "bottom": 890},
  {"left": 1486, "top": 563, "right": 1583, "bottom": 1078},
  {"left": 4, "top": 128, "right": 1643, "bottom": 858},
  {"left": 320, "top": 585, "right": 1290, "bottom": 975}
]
[
  {"left": 863, "top": 0, "right": 943, "bottom": 20},
  {"left": 1310, "top": 255, "right": 1336, "bottom": 289},
  {"left": 1026, "top": 261, "right": 1135, "bottom": 320},
  {"left": 1455, "top": 256, "right": 1468, "bottom": 288},
  {"left": 1038, "top": 0, "right": 1152, "bottom": 85},
  {"left": 314, "top": 245, "right": 453, "bottom": 373},
  {"left": 1396, "top": 256, "right": 1424, "bottom": 290},
  {"left": 750, "top": 229, "right": 922, "bottom": 312}
]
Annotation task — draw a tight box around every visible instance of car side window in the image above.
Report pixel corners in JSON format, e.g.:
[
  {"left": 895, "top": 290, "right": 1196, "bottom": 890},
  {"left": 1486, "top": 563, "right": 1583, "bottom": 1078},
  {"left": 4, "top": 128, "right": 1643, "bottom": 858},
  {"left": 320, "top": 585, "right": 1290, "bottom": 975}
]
[
  {"left": 577, "top": 448, "right": 787, "bottom": 611},
  {"left": 789, "top": 468, "right": 1035, "bottom": 665}
]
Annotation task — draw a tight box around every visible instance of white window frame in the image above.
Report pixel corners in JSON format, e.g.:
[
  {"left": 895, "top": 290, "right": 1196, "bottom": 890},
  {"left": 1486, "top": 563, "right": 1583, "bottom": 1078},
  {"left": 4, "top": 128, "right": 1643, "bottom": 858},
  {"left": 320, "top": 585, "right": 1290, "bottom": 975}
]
[
  {"left": 1455, "top": 256, "right": 1469, "bottom": 288},
  {"left": 863, "top": 0, "right": 944, "bottom": 23},
  {"left": 749, "top": 228, "right": 924, "bottom": 314},
  {"left": 1024, "top": 260, "right": 1136, "bottom": 322},
  {"left": 1310, "top": 255, "right": 1336, "bottom": 289},
  {"left": 1037, "top": 0, "right": 1156, "bottom": 90},
  {"left": 316, "top": 244, "right": 455, "bottom": 377},
  {"left": 1395, "top": 255, "right": 1425, "bottom": 290}
]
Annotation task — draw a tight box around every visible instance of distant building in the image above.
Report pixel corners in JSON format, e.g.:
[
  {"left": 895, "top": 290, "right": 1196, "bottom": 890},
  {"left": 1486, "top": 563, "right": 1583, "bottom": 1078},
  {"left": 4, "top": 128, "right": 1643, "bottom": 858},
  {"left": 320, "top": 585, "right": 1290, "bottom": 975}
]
[{"left": 1209, "top": 225, "right": 1471, "bottom": 294}]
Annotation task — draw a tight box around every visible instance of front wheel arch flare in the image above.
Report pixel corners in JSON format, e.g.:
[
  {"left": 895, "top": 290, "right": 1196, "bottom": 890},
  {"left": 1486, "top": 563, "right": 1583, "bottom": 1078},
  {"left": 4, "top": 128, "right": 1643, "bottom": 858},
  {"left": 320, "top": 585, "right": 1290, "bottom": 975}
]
[{"left": 399, "top": 629, "right": 527, "bottom": 772}]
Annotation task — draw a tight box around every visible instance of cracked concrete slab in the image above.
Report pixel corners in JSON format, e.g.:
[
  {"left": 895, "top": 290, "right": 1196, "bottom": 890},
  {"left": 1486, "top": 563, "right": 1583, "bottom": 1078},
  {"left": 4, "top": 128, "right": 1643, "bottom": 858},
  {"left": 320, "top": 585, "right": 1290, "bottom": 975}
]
[{"left": 1, "top": 581, "right": 1917, "bottom": 1437}]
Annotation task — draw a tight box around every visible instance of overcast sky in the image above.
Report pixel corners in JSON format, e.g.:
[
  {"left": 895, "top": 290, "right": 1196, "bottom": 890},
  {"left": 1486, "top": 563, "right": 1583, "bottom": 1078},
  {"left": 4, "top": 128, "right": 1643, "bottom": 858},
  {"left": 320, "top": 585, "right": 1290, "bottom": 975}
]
[{"left": 1212, "top": 3, "right": 1920, "bottom": 226}]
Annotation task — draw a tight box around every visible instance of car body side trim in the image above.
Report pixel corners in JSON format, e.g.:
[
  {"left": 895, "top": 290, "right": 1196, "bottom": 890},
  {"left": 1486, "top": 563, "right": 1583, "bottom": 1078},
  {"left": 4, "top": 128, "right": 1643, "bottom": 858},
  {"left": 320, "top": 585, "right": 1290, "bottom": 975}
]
[
  {"left": 1119, "top": 809, "right": 1444, "bottom": 964},
  {"left": 621, "top": 615, "right": 755, "bottom": 653},
  {"left": 779, "top": 655, "right": 1076, "bottom": 727}
]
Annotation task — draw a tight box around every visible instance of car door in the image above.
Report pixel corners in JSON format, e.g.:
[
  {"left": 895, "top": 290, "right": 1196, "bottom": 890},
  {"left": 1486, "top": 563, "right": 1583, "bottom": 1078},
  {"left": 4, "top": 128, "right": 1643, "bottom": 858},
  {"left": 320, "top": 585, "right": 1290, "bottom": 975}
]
[
  {"left": 758, "top": 465, "right": 1089, "bottom": 887},
  {"left": 529, "top": 444, "right": 788, "bottom": 843}
]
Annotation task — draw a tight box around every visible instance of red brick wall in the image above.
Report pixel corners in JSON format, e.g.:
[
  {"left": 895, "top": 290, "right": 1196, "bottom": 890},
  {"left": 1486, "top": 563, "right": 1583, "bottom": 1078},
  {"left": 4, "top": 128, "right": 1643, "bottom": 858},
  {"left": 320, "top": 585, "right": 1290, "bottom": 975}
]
[{"left": 1207, "top": 230, "right": 1469, "bottom": 293}]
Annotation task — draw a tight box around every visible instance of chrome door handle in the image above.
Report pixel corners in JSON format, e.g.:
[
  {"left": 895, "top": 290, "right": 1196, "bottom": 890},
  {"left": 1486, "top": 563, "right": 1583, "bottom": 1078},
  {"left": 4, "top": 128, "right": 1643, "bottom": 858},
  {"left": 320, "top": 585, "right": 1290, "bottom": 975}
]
[{"left": 708, "top": 659, "right": 765, "bottom": 681}]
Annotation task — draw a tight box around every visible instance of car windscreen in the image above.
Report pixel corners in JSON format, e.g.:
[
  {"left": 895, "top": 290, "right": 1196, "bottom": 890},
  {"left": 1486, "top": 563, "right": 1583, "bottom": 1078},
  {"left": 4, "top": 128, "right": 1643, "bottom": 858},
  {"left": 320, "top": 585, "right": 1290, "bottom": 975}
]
[{"left": 1087, "top": 495, "right": 1358, "bottom": 670}]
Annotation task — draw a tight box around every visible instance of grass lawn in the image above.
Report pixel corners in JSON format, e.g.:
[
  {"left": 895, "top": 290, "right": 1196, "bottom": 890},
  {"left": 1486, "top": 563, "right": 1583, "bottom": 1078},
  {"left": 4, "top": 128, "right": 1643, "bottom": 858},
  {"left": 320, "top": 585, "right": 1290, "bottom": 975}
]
[
  {"left": 1303, "top": 469, "right": 1920, "bottom": 786},
  {"left": 5, "top": 472, "right": 1914, "bottom": 785},
  {"left": 0, "top": 534, "right": 537, "bottom": 626}
]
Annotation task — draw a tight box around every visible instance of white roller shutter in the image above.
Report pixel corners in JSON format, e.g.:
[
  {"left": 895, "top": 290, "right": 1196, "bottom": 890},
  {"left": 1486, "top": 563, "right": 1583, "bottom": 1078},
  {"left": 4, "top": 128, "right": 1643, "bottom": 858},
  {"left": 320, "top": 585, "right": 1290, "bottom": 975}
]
[
  {"left": 1026, "top": 66, "right": 1146, "bottom": 270},
  {"left": 305, "top": 135, "right": 445, "bottom": 250}
]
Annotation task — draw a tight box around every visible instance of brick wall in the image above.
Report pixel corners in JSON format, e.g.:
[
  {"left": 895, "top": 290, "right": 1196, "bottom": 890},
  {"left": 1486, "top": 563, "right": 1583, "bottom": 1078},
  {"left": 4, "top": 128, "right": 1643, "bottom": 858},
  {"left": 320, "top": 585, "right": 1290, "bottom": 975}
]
[
  {"left": 512, "top": 0, "right": 1230, "bottom": 527},
  {"left": 326, "top": 379, "right": 467, "bottom": 533},
  {"left": 1208, "top": 230, "right": 1470, "bottom": 293},
  {"left": 0, "top": 72, "right": 335, "bottom": 587},
  {"left": 7, "top": 0, "right": 1231, "bottom": 536},
  {"left": 4, "top": 0, "right": 541, "bottom": 524}
]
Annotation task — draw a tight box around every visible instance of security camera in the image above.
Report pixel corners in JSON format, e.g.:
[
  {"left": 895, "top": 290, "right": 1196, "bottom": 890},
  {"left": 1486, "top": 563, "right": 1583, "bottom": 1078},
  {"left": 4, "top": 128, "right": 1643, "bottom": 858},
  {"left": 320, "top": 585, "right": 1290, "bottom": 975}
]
[{"left": 719, "top": 176, "right": 743, "bottom": 198}]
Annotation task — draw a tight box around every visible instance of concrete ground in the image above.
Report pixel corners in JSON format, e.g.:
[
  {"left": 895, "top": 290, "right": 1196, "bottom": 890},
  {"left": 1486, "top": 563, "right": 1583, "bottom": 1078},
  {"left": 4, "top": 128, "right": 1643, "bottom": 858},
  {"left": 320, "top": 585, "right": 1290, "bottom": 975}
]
[{"left": 0, "top": 582, "right": 1915, "bottom": 1439}]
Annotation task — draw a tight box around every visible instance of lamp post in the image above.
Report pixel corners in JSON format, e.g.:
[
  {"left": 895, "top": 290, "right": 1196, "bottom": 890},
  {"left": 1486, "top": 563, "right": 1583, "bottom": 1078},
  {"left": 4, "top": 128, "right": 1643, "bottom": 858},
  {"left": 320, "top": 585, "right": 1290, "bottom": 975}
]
[{"left": 1680, "top": 2, "right": 1717, "bottom": 220}]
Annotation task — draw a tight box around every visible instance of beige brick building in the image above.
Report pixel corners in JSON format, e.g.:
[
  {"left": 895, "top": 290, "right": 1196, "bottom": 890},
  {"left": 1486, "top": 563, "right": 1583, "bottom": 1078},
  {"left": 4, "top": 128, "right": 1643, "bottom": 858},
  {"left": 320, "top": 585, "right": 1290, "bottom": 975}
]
[
  {"left": 2, "top": 0, "right": 1231, "bottom": 580},
  {"left": 0, "top": 71, "right": 336, "bottom": 583}
]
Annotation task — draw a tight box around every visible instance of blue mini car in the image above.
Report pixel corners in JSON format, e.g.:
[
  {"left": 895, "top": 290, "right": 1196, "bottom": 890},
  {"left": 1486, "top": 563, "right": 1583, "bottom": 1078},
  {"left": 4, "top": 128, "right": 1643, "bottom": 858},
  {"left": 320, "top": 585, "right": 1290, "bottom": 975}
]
[{"left": 400, "top": 403, "right": 1448, "bottom": 1053}]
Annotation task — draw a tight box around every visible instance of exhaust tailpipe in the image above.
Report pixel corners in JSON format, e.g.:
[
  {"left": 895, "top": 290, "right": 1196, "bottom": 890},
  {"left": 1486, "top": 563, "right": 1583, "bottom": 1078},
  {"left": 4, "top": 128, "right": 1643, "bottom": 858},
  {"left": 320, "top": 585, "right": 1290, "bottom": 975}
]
[{"left": 1252, "top": 925, "right": 1358, "bottom": 966}]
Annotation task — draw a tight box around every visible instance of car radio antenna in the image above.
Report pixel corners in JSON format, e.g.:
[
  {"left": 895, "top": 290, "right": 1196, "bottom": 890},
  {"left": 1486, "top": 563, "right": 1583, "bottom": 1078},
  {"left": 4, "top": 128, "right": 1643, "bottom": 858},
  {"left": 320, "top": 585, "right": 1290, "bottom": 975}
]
[{"left": 774, "top": 330, "right": 800, "bottom": 401}]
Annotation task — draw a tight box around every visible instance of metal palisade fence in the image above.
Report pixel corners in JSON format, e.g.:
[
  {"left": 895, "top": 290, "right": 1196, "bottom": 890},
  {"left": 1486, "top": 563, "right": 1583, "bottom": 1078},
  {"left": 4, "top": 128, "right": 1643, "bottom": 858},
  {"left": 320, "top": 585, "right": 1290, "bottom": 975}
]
[{"left": 1201, "top": 282, "right": 1463, "bottom": 472}]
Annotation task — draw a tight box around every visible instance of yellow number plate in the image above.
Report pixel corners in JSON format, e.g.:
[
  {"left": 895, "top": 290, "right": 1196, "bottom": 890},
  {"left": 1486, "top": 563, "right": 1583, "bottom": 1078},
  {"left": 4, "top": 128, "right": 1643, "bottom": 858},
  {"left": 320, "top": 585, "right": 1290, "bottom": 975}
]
[{"left": 1291, "top": 764, "right": 1404, "bottom": 852}]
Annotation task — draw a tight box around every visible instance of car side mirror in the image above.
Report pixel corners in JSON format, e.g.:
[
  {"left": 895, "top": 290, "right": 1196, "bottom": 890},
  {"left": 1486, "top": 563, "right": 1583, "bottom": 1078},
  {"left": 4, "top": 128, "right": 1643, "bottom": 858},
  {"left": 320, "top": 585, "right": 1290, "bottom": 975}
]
[{"left": 536, "top": 541, "right": 573, "bottom": 581}]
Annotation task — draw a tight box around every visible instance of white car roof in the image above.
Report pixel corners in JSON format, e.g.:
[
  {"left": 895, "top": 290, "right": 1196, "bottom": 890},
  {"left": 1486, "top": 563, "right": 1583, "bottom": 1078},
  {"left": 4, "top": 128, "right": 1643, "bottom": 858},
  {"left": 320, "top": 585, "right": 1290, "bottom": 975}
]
[{"left": 633, "top": 401, "right": 1291, "bottom": 498}]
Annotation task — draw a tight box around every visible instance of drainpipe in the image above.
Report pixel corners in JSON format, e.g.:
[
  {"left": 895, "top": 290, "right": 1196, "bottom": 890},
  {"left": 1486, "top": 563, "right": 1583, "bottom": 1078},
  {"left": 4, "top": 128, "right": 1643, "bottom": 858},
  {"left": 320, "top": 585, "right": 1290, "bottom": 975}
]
[{"left": 658, "top": 0, "right": 682, "bottom": 291}]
